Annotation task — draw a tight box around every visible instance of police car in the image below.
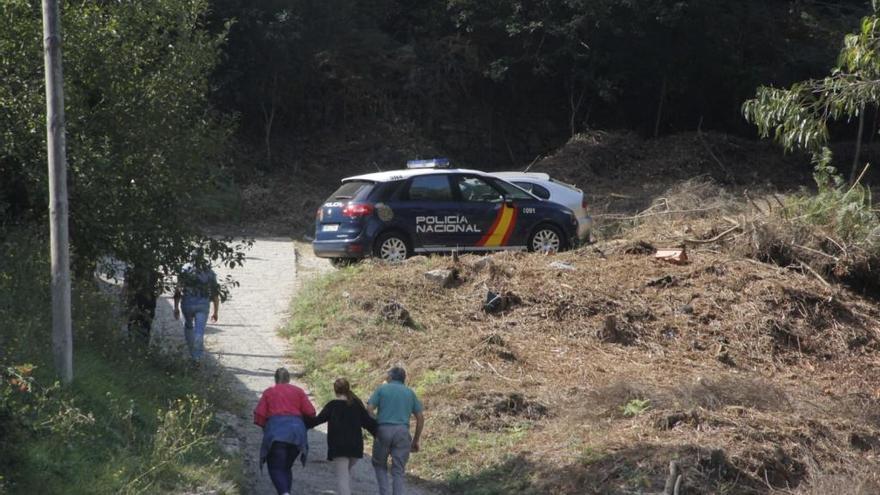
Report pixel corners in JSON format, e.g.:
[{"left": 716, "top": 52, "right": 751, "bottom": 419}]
[{"left": 312, "top": 159, "right": 581, "bottom": 263}]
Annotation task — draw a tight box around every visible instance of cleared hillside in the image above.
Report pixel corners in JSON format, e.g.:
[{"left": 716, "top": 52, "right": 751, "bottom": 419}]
[{"left": 284, "top": 133, "right": 880, "bottom": 492}]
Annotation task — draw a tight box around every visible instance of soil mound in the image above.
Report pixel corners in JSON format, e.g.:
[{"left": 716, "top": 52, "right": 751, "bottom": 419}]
[{"left": 532, "top": 130, "right": 813, "bottom": 215}]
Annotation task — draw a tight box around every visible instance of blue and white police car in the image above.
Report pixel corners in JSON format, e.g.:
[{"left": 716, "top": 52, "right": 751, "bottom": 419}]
[{"left": 312, "top": 159, "right": 583, "bottom": 263}]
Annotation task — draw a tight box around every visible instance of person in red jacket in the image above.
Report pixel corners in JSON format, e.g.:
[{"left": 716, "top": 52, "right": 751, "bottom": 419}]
[{"left": 254, "top": 368, "right": 316, "bottom": 495}]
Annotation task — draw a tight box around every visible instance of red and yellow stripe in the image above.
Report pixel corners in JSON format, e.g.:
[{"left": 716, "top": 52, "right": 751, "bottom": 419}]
[{"left": 477, "top": 204, "right": 518, "bottom": 247}]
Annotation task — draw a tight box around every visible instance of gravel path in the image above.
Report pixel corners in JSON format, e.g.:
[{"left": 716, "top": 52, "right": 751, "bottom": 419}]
[{"left": 151, "top": 238, "right": 437, "bottom": 495}]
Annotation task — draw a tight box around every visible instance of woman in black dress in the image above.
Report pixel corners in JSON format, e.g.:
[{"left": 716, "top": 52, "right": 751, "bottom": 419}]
[{"left": 306, "top": 378, "right": 377, "bottom": 495}]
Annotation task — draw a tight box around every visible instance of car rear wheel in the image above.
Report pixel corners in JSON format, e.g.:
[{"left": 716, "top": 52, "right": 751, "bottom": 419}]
[
  {"left": 529, "top": 224, "right": 564, "bottom": 253},
  {"left": 375, "top": 232, "right": 410, "bottom": 262}
]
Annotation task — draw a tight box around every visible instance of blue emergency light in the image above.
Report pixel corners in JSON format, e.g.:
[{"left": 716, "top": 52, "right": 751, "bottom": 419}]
[{"left": 406, "top": 158, "right": 450, "bottom": 169}]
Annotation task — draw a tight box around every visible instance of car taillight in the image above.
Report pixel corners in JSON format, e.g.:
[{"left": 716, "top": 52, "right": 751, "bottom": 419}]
[
  {"left": 342, "top": 203, "right": 374, "bottom": 218},
  {"left": 581, "top": 196, "right": 588, "bottom": 210},
  {"left": 316, "top": 207, "right": 323, "bottom": 221}
]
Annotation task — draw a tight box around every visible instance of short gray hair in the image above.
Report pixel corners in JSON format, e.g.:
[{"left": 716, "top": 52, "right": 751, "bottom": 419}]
[
  {"left": 387, "top": 367, "right": 406, "bottom": 383},
  {"left": 275, "top": 367, "right": 291, "bottom": 384}
]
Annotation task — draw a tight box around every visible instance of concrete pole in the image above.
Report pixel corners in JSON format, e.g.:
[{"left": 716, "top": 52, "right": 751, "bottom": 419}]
[{"left": 42, "top": 0, "right": 73, "bottom": 384}]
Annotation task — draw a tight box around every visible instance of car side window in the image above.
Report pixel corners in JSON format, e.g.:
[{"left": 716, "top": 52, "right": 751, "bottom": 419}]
[
  {"left": 492, "top": 179, "right": 535, "bottom": 200},
  {"left": 457, "top": 176, "right": 504, "bottom": 202},
  {"left": 515, "top": 181, "right": 550, "bottom": 200},
  {"left": 372, "top": 180, "right": 404, "bottom": 201},
  {"left": 405, "top": 175, "right": 453, "bottom": 201}
]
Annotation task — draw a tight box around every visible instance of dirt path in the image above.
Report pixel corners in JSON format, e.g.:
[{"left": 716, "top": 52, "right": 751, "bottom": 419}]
[{"left": 152, "top": 238, "right": 437, "bottom": 495}]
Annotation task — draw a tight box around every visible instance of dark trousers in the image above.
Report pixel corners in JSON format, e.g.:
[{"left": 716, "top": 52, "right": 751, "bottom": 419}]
[
  {"left": 127, "top": 296, "right": 157, "bottom": 344},
  {"left": 267, "top": 441, "right": 300, "bottom": 495}
]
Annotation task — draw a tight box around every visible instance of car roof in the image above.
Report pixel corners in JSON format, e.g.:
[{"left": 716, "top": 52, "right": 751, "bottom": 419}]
[
  {"left": 491, "top": 171, "right": 551, "bottom": 181},
  {"left": 343, "top": 168, "right": 492, "bottom": 183}
]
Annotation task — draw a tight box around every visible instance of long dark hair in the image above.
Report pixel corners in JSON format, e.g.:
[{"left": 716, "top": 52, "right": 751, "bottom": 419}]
[{"left": 334, "top": 378, "right": 362, "bottom": 406}]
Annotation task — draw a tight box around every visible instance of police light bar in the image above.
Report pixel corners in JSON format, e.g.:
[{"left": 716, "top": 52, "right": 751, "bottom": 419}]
[{"left": 406, "top": 158, "right": 450, "bottom": 169}]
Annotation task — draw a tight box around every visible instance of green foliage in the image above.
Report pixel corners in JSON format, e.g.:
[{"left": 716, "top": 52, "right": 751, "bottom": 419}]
[
  {"left": 206, "top": 0, "right": 859, "bottom": 166},
  {"left": 0, "top": 350, "right": 238, "bottom": 494},
  {"left": 786, "top": 182, "right": 880, "bottom": 251},
  {"left": 0, "top": 0, "right": 244, "bottom": 283},
  {"left": 413, "top": 369, "right": 456, "bottom": 397},
  {"left": 123, "top": 396, "right": 216, "bottom": 494},
  {"left": 743, "top": 2, "right": 880, "bottom": 251},
  {"left": 743, "top": 3, "right": 880, "bottom": 178},
  {"left": 621, "top": 399, "right": 651, "bottom": 418},
  {"left": 0, "top": 232, "right": 238, "bottom": 494}
]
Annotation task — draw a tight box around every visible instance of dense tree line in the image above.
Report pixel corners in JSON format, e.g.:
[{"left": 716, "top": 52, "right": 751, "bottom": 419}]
[
  {"left": 0, "top": 0, "right": 872, "bottom": 267},
  {"left": 207, "top": 0, "right": 869, "bottom": 167}
]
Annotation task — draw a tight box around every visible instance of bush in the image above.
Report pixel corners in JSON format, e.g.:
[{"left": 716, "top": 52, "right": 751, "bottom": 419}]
[
  {"left": 0, "top": 229, "right": 239, "bottom": 494},
  {"left": 785, "top": 181, "right": 880, "bottom": 253}
]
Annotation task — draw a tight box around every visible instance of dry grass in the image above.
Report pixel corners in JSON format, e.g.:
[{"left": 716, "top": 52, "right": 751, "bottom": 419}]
[
  {"left": 291, "top": 236, "right": 880, "bottom": 493},
  {"left": 279, "top": 129, "right": 880, "bottom": 493}
]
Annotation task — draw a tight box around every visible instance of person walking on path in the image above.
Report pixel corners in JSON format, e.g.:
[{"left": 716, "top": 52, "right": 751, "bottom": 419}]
[
  {"left": 368, "top": 366, "right": 425, "bottom": 495},
  {"left": 306, "top": 378, "right": 378, "bottom": 495},
  {"left": 254, "top": 367, "right": 317, "bottom": 495},
  {"left": 172, "top": 259, "right": 219, "bottom": 363}
]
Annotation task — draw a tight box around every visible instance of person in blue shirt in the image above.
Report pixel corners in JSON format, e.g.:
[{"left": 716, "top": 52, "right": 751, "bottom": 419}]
[
  {"left": 173, "top": 260, "right": 219, "bottom": 364},
  {"left": 368, "top": 366, "right": 425, "bottom": 495}
]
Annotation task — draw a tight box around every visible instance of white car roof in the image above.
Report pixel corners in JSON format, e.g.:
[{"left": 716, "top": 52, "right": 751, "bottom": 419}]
[
  {"left": 491, "top": 171, "right": 552, "bottom": 181},
  {"left": 343, "top": 168, "right": 491, "bottom": 183}
]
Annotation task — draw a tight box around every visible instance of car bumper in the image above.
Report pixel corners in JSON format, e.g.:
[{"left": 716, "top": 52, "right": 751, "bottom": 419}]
[
  {"left": 312, "top": 237, "right": 369, "bottom": 259},
  {"left": 577, "top": 215, "right": 593, "bottom": 242}
]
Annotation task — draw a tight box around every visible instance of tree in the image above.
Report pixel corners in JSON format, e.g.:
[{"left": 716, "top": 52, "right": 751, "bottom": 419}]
[
  {"left": 1, "top": 0, "right": 245, "bottom": 322},
  {"left": 743, "top": 2, "right": 880, "bottom": 251},
  {"left": 743, "top": 0, "right": 880, "bottom": 185}
]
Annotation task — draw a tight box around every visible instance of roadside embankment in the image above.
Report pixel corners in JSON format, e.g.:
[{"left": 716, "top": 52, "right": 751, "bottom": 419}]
[{"left": 0, "top": 230, "right": 241, "bottom": 494}]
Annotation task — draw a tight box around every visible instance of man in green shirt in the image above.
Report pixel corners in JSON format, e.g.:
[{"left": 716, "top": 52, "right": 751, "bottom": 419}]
[{"left": 368, "top": 366, "right": 425, "bottom": 495}]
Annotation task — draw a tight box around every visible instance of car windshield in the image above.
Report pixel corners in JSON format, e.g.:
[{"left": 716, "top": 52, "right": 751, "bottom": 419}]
[{"left": 330, "top": 180, "right": 373, "bottom": 200}]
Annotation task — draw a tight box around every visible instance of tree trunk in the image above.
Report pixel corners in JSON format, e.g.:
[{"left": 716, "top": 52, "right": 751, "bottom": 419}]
[
  {"left": 851, "top": 104, "right": 866, "bottom": 184},
  {"left": 262, "top": 104, "right": 274, "bottom": 167},
  {"left": 261, "top": 73, "right": 278, "bottom": 168},
  {"left": 41, "top": 0, "right": 73, "bottom": 384},
  {"left": 568, "top": 76, "right": 586, "bottom": 138},
  {"left": 654, "top": 74, "right": 668, "bottom": 138},
  {"left": 870, "top": 104, "right": 879, "bottom": 143}
]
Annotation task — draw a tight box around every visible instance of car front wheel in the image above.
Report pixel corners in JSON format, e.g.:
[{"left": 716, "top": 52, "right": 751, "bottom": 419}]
[
  {"left": 528, "top": 224, "right": 564, "bottom": 253},
  {"left": 374, "top": 232, "right": 410, "bottom": 262}
]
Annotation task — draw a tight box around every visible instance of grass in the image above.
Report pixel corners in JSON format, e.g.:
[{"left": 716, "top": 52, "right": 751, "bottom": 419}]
[
  {"left": 0, "top": 230, "right": 241, "bottom": 494},
  {"left": 7, "top": 350, "right": 240, "bottom": 494},
  {"left": 621, "top": 398, "right": 651, "bottom": 417},
  {"left": 282, "top": 265, "right": 374, "bottom": 405},
  {"left": 284, "top": 263, "right": 553, "bottom": 492}
]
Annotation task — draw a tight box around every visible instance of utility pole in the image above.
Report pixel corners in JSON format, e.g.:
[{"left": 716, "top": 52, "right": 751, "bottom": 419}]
[{"left": 42, "top": 0, "right": 73, "bottom": 384}]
